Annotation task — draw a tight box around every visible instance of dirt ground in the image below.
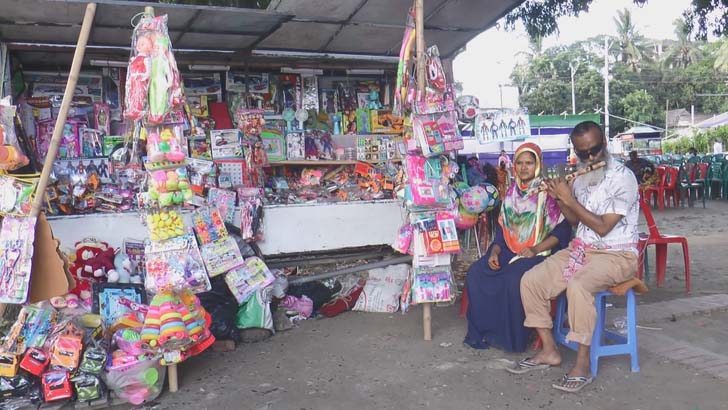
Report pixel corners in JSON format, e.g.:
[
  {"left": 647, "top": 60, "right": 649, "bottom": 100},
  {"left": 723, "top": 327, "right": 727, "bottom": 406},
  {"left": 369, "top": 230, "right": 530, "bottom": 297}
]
[{"left": 149, "top": 201, "right": 728, "bottom": 410}]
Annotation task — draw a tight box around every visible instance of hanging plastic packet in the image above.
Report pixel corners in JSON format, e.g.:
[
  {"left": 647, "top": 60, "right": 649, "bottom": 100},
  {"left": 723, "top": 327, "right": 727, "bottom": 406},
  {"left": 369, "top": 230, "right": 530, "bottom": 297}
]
[
  {"left": 79, "top": 346, "right": 107, "bottom": 375},
  {"left": 125, "top": 14, "right": 182, "bottom": 123},
  {"left": 71, "top": 373, "right": 103, "bottom": 402},
  {"left": 144, "top": 234, "right": 211, "bottom": 293}
]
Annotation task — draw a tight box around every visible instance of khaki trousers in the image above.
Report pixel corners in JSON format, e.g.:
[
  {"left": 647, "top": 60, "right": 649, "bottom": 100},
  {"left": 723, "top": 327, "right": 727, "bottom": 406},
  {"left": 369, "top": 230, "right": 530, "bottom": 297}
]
[{"left": 520, "top": 246, "right": 638, "bottom": 346}]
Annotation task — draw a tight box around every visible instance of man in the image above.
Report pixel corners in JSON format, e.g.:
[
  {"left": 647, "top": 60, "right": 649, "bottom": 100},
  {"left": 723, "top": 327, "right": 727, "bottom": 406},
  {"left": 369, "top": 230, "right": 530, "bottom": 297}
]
[
  {"left": 713, "top": 140, "right": 723, "bottom": 154},
  {"left": 506, "top": 121, "right": 639, "bottom": 393},
  {"left": 687, "top": 147, "right": 698, "bottom": 157},
  {"left": 625, "top": 150, "right": 654, "bottom": 183}
]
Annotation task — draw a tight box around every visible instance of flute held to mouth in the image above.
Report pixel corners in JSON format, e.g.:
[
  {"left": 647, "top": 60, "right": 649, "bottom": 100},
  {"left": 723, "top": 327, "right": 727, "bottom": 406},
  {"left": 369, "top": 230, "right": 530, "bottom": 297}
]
[{"left": 527, "top": 160, "right": 608, "bottom": 196}]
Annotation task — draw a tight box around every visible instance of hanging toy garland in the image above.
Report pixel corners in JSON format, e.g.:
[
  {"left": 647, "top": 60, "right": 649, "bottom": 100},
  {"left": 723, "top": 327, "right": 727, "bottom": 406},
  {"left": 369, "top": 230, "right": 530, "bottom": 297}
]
[{"left": 393, "top": 7, "right": 416, "bottom": 117}]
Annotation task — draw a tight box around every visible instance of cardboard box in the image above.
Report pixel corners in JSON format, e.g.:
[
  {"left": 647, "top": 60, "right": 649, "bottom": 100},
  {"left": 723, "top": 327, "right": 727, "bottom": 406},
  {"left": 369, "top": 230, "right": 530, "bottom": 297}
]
[
  {"left": 29, "top": 213, "right": 74, "bottom": 304},
  {"left": 370, "top": 109, "right": 403, "bottom": 134}
]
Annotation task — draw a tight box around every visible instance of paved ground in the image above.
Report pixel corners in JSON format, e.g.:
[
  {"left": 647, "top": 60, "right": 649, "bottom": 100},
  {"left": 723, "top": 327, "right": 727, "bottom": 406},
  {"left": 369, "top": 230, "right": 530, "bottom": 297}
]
[{"left": 144, "top": 201, "right": 728, "bottom": 410}]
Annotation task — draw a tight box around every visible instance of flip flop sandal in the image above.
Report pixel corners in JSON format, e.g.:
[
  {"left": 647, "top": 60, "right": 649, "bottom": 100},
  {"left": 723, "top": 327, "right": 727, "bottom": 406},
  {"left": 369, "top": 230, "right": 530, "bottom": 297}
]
[
  {"left": 505, "top": 357, "right": 552, "bottom": 374},
  {"left": 552, "top": 374, "right": 594, "bottom": 393}
]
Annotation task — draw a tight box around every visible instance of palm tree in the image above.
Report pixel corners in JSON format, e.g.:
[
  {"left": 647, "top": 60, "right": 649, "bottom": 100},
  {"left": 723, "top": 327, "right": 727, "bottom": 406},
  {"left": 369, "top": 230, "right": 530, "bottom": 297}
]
[
  {"left": 714, "top": 38, "right": 728, "bottom": 72},
  {"left": 518, "top": 34, "right": 544, "bottom": 62},
  {"left": 513, "top": 35, "right": 549, "bottom": 95},
  {"left": 664, "top": 18, "right": 703, "bottom": 69},
  {"left": 613, "top": 8, "right": 652, "bottom": 72}
]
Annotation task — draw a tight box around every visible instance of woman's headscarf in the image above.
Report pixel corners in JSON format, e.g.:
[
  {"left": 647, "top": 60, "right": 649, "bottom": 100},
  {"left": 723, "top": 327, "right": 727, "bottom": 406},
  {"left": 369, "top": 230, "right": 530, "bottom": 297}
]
[{"left": 499, "top": 143, "right": 564, "bottom": 255}]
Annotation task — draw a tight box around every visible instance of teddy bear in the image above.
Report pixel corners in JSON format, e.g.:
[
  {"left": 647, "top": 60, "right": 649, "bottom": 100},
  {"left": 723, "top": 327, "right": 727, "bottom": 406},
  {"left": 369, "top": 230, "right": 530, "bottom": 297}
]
[
  {"left": 107, "top": 251, "right": 143, "bottom": 285},
  {"left": 51, "top": 239, "right": 115, "bottom": 310},
  {"left": 70, "top": 238, "right": 115, "bottom": 281}
]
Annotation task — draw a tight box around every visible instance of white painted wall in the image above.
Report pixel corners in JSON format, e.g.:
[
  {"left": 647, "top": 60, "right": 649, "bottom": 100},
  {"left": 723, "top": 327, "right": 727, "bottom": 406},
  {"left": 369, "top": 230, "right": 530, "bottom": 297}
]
[{"left": 48, "top": 200, "right": 406, "bottom": 256}]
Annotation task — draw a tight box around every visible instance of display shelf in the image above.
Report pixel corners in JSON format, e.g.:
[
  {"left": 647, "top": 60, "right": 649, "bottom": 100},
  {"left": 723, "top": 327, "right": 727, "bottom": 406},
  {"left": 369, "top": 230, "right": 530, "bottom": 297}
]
[{"left": 267, "top": 159, "right": 402, "bottom": 166}]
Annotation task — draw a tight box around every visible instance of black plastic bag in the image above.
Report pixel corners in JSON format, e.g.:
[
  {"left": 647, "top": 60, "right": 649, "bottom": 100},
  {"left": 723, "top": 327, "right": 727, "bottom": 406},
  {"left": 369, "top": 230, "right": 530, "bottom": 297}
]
[
  {"left": 287, "top": 281, "right": 342, "bottom": 312},
  {"left": 197, "top": 277, "right": 241, "bottom": 344}
]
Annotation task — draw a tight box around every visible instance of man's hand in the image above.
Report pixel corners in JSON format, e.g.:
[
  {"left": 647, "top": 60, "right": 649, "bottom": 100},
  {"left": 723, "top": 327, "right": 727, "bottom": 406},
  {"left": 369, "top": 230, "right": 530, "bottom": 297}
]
[
  {"left": 487, "top": 251, "right": 501, "bottom": 271},
  {"left": 545, "top": 177, "right": 574, "bottom": 206},
  {"left": 518, "top": 247, "right": 537, "bottom": 258}
]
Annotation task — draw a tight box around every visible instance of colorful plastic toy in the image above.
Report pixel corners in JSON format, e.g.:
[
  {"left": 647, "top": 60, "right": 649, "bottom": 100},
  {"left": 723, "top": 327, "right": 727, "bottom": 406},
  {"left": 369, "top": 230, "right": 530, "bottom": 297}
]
[
  {"left": 19, "top": 348, "right": 49, "bottom": 376},
  {"left": 42, "top": 370, "right": 73, "bottom": 402},
  {"left": 0, "top": 352, "right": 19, "bottom": 377},
  {"left": 72, "top": 373, "right": 102, "bottom": 402},
  {"left": 79, "top": 347, "right": 107, "bottom": 375}
]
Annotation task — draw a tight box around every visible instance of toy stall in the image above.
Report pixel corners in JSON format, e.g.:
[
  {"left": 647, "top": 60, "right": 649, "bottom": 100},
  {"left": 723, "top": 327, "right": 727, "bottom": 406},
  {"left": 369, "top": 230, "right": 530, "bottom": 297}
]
[{"left": 0, "top": 0, "right": 522, "bottom": 407}]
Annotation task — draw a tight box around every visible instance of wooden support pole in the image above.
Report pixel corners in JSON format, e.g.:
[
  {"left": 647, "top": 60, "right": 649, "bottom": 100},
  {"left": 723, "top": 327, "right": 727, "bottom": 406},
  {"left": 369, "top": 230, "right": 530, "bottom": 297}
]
[
  {"left": 167, "top": 363, "right": 179, "bottom": 393},
  {"left": 30, "top": 3, "right": 97, "bottom": 217},
  {"left": 415, "top": 0, "right": 426, "bottom": 97},
  {"left": 413, "top": 0, "right": 432, "bottom": 342}
]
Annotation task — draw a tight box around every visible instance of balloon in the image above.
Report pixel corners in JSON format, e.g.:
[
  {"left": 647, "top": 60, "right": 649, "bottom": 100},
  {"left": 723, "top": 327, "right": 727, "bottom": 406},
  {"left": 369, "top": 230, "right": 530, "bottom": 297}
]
[
  {"left": 455, "top": 201, "right": 478, "bottom": 230},
  {"left": 482, "top": 183, "right": 500, "bottom": 212},
  {"left": 461, "top": 186, "right": 489, "bottom": 214}
]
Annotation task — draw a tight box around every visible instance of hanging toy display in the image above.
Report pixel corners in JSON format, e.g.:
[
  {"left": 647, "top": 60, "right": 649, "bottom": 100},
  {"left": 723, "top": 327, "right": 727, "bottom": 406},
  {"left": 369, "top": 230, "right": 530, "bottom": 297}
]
[
  {"left": 235, "top": 109, "right": 266, "bottom": 137},
  {"left": 393, "top": 7, "right": 416, "bottom": 116},
  {"left": 124, "top": 14, "right": 182, "bottom": 123},
  {"left": 0, "top": 124, "right": 29, "bottom": 171},
  {"left": 456, "top": 95, "right": 480, "bottom": 123}
]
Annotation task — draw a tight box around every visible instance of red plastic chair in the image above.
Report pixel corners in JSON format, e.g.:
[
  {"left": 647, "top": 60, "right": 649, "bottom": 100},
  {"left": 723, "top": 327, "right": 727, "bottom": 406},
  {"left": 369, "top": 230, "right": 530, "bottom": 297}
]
[
  {"left": 643, "top": 166, "right": 667, "bottom": 210},
  {"left": 637, "top": 199, "right": 691, "bottom": 293},
  {"left": 663, "top": 166, "right": 681, "bottom": 208}
]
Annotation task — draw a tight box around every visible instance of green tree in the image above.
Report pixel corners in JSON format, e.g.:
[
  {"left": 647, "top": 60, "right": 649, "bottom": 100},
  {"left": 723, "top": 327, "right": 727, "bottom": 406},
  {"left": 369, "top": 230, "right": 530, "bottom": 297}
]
[
  {"left": 520, "top": 78, "right": 571, "bottom": 114},
  {"left": 713, "top": 37, "right": 728, "bottom": 72},
  {"left": 613, "top": 8, "right": 652, "bottom": 71},
  {"left": 620, "top": 90, "right": 660, "bottom": 125},
  {"left": 504, "top": 0, "right": 728, "bottom": 41},
  {"left": 663, "top": 18, "right": 703, "bottom": 69}
]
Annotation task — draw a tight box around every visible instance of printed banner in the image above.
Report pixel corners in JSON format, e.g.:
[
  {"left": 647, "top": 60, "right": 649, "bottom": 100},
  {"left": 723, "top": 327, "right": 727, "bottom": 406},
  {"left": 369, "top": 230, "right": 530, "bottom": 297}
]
[{"left": 474, "top": 109, "right": 530, "bottom": 144}]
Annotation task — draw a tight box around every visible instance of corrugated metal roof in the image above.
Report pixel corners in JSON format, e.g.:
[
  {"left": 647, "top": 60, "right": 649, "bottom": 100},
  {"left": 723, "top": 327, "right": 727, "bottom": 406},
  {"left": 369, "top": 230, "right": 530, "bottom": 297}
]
[
  {"left": 696, "top": 111, "right": 728, "bottom": 129},
  {"left": 1, "top": 0, "right": 524, "bottom": 67}
]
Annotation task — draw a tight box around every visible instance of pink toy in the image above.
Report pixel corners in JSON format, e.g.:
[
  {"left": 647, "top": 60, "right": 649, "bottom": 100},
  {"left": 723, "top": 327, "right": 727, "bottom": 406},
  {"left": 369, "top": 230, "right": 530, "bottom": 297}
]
[
  {"left": 146, "top": 132, "right": 165, "bottom": 162},
  {"left": 124, "top": 54, "right": 151, "bottom": 120},
  {"left": 160, "top": 128, "right": 185, "bottom": 161}
]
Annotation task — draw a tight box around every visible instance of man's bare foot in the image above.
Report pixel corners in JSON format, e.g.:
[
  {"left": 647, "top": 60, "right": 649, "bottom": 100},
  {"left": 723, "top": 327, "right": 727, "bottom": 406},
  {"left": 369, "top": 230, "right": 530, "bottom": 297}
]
[
  {"left": 529, "top": 349, "right": 562, "bottom": 366},
  {"left": 566, "top": 364, "right": 590, "bottom": 379},
  {"left": 553, "top": 365, "right": 594, "bottom": 392}
]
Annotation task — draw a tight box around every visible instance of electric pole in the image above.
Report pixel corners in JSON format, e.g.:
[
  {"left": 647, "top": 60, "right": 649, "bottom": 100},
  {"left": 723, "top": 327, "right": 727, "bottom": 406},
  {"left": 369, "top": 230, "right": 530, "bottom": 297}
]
[
  {"left": 604, "top": 37, "right": 611, "bottom": 137},
  {"left": 569, "top": 61, "right": 580, "bottom": 115}
]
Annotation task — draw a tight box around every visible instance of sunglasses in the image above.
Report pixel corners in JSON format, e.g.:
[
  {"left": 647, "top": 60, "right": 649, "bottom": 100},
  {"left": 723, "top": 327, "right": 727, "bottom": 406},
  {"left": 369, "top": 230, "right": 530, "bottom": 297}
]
[{"left": 574, "top": 141, "right": 604, "bottom": 160}]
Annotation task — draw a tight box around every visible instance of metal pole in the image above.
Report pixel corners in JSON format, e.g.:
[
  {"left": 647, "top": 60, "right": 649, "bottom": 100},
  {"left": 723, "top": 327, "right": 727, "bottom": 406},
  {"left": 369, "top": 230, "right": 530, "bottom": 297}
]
[
  {"left": 288, "top": 256, "right": 413, "bottom": 285},
  {"left": 499, "top": 84, "right": 504, "bottom": 110},
  {"left": 603, "top": 37, "right": 610, "bottom": 137},
  {"left": 569, "top": 62, "right": 577, "bottom": 115},
  {"left": 414, "top": 0, "right": 432, "bottom": 342},
  {"left": 665, "top": 99, "right": 669, "bottom": 138},
  {"left": 30, "top": 3, "right": 97, "bottom": 217}
]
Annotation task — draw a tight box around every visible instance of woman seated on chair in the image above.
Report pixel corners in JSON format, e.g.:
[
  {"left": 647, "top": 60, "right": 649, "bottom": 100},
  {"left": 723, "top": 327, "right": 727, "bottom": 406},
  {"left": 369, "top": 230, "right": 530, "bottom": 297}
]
[{"left": 464, "top": 143, "right": 571, "bottom": 352}]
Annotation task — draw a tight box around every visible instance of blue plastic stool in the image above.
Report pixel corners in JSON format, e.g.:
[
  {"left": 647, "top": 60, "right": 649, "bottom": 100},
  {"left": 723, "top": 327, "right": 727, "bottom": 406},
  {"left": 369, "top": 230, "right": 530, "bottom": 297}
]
[{"left": 553, "top": 289, "right": 640, "bottom": 377}]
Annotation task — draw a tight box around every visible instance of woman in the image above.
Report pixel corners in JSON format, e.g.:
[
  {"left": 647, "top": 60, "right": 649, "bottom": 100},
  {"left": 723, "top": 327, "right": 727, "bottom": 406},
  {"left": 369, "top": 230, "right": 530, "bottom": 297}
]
[
  {"left": 496, "top": 160, "right": 511, "bottom": 199},
  {"left": 464, "top": 143, "right": 571, "bottom": 352}
]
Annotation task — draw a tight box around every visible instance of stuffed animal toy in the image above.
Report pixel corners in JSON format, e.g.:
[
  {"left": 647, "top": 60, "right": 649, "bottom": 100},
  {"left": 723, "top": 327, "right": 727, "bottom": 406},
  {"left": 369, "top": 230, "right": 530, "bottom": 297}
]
[
  {"left": 70, "top": 239, "right": 115, "bottom": 281},
  {"left": 108, "top": 251, "right": 143, "bottom": 285}
]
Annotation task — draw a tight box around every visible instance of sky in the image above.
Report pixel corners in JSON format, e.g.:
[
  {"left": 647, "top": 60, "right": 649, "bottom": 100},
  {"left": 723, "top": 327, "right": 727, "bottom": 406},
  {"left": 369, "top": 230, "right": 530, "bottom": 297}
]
[{"left": 453, "top": 0, "right": 692, "bottom": 110}]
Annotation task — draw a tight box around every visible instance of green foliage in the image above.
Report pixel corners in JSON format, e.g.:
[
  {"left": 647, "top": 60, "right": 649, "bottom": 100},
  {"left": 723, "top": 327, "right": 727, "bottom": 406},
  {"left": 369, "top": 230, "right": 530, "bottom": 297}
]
[
  {"left": 621, "top": 90, "right": 660, "bottom": 124},
  {"left": 506, "top": 0, "right": 728, "bottom": 40},
  {"left": 614, "top": 9, "right": 653, "bottom": 72},
  {"left": 663, "top": 126, "right": 728, "bottom": 154},
  {"left": 512, "top": 9, "right": 728, "bottom": 138}
]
